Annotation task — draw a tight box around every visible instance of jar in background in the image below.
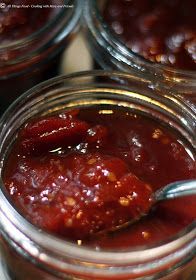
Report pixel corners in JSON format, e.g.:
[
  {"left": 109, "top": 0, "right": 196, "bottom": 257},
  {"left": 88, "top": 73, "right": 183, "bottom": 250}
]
[
  {"left": 0, "top": 0, "right": 82, "bottom": 114},
  {"left": 83, "top": 0, "right": 196, "bottom": 106},
  {"left": 0, "top": 70, "right": 195, "bottom": 279}
]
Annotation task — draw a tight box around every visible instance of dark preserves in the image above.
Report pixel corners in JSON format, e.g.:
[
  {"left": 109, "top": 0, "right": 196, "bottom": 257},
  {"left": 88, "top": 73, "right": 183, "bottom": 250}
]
[
  {"left": 0, "top": 1, "right": 55, "bottom": 43},
  {"left": 0, "top": 1, "right": 77, "bottom": 113},
  {"left": 104, "top": 0, "right": 196, "bottom": 71},
  {"left": 3, "top": 107, "right": 196, "bottom": 249}
]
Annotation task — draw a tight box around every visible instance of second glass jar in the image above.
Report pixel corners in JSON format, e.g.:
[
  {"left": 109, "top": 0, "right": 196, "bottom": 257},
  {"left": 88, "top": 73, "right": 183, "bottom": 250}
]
[
  {"left": 83, "top": 0, "right": 196, "bottom": 106},
  {"left": 0, "top": 0, "right": 82, "bottom": 114}
]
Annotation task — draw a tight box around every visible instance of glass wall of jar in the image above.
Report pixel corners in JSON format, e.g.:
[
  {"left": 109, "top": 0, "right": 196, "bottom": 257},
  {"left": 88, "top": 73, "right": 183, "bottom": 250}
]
[
  {"left": 83, "top": 0, "right": 196, "bottom": 106},
  {"left": 0, "top": 0, "right": 82, "bottom": 114},
  {"left": 0, "top": 70, "right": 195, "bottom": 280}
]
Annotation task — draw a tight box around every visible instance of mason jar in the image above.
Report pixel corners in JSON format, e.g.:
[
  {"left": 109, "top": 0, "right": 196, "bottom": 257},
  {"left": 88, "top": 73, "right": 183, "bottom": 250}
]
[
  {"left": 83, "top": 0, "right": 196, "bottom": 106},
  {"left": 0, "top": 70, "right": 195, "bottom": 279},
  {"left": 0, "top": 0, "right": 82, "bottom": 113}
]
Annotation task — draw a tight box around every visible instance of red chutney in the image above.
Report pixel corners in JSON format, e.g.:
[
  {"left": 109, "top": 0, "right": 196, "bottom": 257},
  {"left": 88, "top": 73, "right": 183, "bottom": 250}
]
[
  {"left": 103, "top": 0, "right": 196, "bottom": 71},
  {"left": 3, "top": 108, "right": 196, "bottom": 249}
]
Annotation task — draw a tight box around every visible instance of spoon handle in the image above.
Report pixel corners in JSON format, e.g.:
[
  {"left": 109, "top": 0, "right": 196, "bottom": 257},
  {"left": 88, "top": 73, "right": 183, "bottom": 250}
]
[{"left": 154, "top": 180, "right": 196, "bottom": 201}]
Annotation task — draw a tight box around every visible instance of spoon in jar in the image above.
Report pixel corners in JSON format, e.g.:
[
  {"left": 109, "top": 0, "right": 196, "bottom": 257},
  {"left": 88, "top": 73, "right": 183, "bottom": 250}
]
[
  {"left": 99, "top": 179, "right": 196, "bottom": 235},
  {"left": 152, "top": 179, "right": 196, "bottom": 201}
]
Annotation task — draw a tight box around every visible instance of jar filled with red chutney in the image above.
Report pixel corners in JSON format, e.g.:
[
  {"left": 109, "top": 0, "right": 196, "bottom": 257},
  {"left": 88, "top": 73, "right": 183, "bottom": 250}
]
[
  {"left": 0, "top": 0, "right": 81, "bottom": 114},
  {"left": 0, "top": 70, "right": 195, "bottom": 279},
  {"left": 83, "top": 0, "right": 196, "bottom": 105}
]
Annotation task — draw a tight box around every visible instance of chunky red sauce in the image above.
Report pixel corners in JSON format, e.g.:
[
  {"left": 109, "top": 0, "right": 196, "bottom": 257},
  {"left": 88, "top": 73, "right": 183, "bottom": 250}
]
[
  {"left": 3, "top": 108, "right": 196, "bottom": 249},
  {"left": 103, "top": 0, "right": 196, "bottom": 71}
]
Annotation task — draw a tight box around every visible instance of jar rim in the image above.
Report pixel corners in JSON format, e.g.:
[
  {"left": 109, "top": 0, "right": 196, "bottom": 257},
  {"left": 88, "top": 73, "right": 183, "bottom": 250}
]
[
  {"left": 84, "top": 0, "right": 196, "bottom": 78},
  {"left": 0, "top": 0, "right": 81, "bottom": 51},
  {"left": 0, "top": 70, "right": 195, "bottom": 269}
]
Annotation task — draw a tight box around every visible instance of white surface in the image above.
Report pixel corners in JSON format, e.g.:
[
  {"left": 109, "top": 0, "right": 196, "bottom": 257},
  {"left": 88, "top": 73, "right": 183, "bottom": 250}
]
[{"left": 62, "top": 33, "right": 93, "bottom": 74}]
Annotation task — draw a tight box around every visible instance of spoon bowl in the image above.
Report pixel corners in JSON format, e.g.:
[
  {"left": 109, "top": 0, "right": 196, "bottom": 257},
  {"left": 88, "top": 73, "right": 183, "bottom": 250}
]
[
  {"left": 153, "top": 179, "right": 196, "bottom": 201},
  {"left": 98, "top": 179, "right": 196, "bottom": 235}
]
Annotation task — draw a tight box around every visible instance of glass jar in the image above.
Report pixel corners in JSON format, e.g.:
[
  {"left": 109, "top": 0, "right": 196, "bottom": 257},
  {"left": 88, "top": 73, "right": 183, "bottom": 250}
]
[
  {"left": 0, "top": 0, "right": 82, "bottom": 114},
  {"left": 0, "top": 70, "right": 195, "bottom": 280},
  {"left": 83, "top": 0, "right": 196, "bottom": 106}
]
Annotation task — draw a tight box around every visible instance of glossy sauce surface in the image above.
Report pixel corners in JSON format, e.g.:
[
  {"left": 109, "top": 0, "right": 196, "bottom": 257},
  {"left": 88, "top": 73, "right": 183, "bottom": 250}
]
[
  {"left": 3, "top": 108, "right": 196, "bottom": 249},
  {"left": 103, "top": 0, "right": 196, "bottom": 71}
]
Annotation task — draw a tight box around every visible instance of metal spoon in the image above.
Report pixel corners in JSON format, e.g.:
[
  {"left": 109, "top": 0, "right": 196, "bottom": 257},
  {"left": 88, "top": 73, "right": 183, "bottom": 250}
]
[
  {"left": 152, "top": 179, "right": 196, "bottom": 201},
  {"left": 98, "top": 179, "right": 196, "bottom": 235}
]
